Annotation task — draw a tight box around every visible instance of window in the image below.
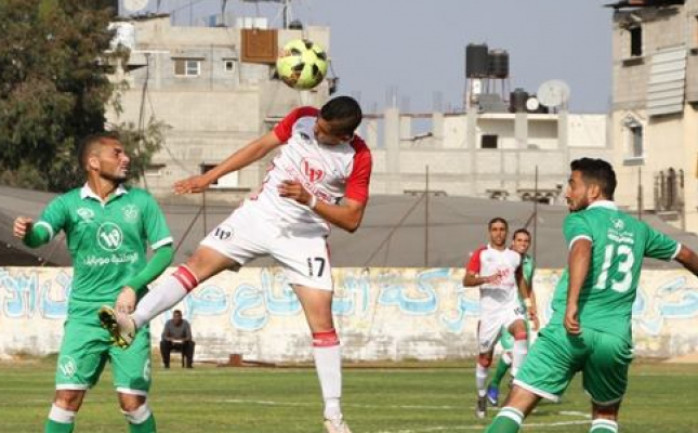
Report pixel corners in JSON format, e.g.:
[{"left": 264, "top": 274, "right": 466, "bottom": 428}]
[
  {"left": 201, "top": 163, "right": 239, "bottom": 188},
  {"left": 623, "top": 116, "right": 643, "bottom": 160},
  {"left": 629, "top": 124, "right": 643, "bottom": 157},
  {"left": 481, "top": 134, "right": 498, "bottom": 149},
  {"left": 224, "top": 59, "right": 236, "bottom": 73},
  {"left": 630, "top": 26, "right": 642, "bottom": 57},
  {"left": 144, "top": 164, "right": 166, "bottom": 177},
  {"left": 174, "top": 59, "right": 201, "bottom": 77}
]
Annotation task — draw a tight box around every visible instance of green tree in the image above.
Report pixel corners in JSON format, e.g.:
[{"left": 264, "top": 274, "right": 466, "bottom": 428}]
[{"left": 0, "top": 0, "right": 165, "bottom": 192}]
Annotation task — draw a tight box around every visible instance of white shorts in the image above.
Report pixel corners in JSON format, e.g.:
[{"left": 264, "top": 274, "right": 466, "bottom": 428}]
[
  {"left": 200, "top": 203, "right": 333, "bottom": 291},
  {"left": 477, "top": 303, "right": 525, "bottom": 354}
]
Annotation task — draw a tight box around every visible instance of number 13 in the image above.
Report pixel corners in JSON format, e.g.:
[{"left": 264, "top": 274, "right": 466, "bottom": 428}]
[{"left": 594, "top": 244, "right": 634, "bottom": 293}]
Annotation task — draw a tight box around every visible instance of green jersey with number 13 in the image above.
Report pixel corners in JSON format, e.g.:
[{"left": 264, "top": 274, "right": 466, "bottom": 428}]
[{"left": 548, "top": 200, "right": 680, "bottom": 342}]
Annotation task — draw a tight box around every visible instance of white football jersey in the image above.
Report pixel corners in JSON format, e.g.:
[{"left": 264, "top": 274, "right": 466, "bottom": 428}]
[
  {"left": 246, "top": 107, "right": 372, "bottom": 236},
  {"left": 466, "top": 245, "right": 522, "bottom": 312}
]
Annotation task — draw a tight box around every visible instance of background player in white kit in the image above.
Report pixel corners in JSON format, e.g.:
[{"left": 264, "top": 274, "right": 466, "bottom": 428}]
[
  {"left": 463, "top": 217, "right": 535, "bottom": 419},
  {"left": 100, "top": 96, "right": 371, "bottom": 433}
]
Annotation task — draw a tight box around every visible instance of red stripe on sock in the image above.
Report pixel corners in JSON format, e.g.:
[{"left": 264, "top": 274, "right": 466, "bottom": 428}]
[
  {"left": 312, "top": 329, "right": 339, "bottom": 347},
  {"left": 173, "top": 265, "right": 199, "bottom": 292}
]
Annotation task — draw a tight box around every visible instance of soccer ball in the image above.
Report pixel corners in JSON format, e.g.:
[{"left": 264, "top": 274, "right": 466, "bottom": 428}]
[{"left": 276, "top": 39, "right": 328, "bottom": 90}]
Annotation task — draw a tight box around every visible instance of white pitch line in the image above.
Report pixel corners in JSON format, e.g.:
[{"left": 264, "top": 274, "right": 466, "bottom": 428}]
[
  {"left": 223, "top": 398, "right": 461, "bottom": 410},
  {"left": 222, "top": 398, "right": 593, "bottom": 432},
  {"left": 371, "top": 420, "right": 590, "bottom": 433},
  {"left": 558, "top": 410, "right": 592, "bottom": 419}
]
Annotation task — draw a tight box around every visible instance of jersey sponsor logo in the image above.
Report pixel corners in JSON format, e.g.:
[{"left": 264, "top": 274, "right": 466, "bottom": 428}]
[
  {"left": 608, "top": 217, "right": 635, "bottom": 245},
  {"left": 58, "top": 355, "right": 77, "bottom": 378},
  {"left": 122, "top": 204, "right": 139, "bottom": 223},
  {"left": 97, "top": 222, "right": 123, "bottom": 251},
  {"left": 84, "top": 252, "right": 138, "bottom": 267},
  {"left": 76, "top": 207, "right": 95, "bottom": 223},
  {"left": 611, "top": 217, "right": 625, "bottom": 231},
  {"left": 213, "top": 225, "right": 233, "bottom": 241},
  {"left": 301, "top": 157, "right": 325, "bottom": 183}
]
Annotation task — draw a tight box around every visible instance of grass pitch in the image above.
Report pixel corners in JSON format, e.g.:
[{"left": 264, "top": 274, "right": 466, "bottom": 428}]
[{"left": 2, "top": 357, "right": 697, "bottom": 432}]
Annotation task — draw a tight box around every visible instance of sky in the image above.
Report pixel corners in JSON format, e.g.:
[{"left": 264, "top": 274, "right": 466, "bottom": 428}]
[{"left": 129, "top": 0, "right": 613, "bottom": 114}]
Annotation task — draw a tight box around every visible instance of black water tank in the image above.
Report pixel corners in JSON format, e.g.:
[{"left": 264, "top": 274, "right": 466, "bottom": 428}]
[
  {"left": 488, "top": 49, "right": 509, "bottom": 78},
  {"left": 510, "top": 88, "right": 529, "bottom": 113},
  {"left": 466, "top": 43, "right": 489, "bottom": 78}
]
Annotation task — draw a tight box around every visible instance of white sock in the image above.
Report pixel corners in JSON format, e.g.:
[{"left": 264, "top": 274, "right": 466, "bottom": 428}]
[
  {"left": 590, "top": 419, "right": 618, "bottom": 433},
  {"left": 48, "top": 404, "right": 76, "bottom": 424},
  {"left": 122, "top": 403, "right": 152, "bottom": 424},
  {"left": 313, "top": 342, "right": 342, "bottom": 420},
  {"left": 132, "top": 274, "right": 189, "bottom": 328},
  {"left": 512, "top": 339, "right": 528, "bottom": 377},
  {"left": 476, "top": 363, "right": 489, "bottom": 397}
]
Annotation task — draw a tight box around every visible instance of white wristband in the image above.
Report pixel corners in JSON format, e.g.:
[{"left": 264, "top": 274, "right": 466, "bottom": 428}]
[
  {"left": 308, "top": 195, "right": 318, "bottom": 210},
  {"left": 523, "top": 298, "right": 533, "bottom": 308}
]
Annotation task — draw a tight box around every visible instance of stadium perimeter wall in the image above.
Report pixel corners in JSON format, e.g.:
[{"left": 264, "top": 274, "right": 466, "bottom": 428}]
[{"left": 1, "top": 267, "right": 697, "bottom": 362}]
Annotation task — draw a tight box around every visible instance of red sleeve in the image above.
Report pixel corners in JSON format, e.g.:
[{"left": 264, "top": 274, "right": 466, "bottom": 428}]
[
  {"left": 344, "top": 136, "right": 372, "bottom": 204},
  {"left": 466, "top": 246, "right": 486, "bottom": 273},
  {"left": 273, "top": 106, "right": 320, "bottom": 142}
]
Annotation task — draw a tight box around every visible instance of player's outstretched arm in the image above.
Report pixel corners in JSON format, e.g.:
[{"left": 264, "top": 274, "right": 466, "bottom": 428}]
[
  {"left": 565, "top": 238, "right": 592, "bottom": 335},
  {"left": 674, "top": 245, "right": 698, "bottom": 276},
  {"left": 174, "top": 131, "right": 282, "bottom": 194}
]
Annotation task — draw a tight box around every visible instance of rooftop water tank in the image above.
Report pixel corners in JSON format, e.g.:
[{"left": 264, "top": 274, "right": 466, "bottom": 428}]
[
  {"left": 466, "top": 43, "right": 489, "bottom": 78},
  {"left": 510, "top": 88, "right": 529, "bottom": 113},
  {"left": 488, "top": 49, "right": 509, "bottom": 78}
]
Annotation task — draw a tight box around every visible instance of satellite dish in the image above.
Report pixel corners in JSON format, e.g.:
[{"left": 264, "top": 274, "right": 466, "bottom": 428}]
[
  {"left": 537, "top": 80, "right": 570, "bottom": 108},
  {"left": 123, "top": 0, "right": 149, "bottom": 13},
  {"left": 526, "top": 97, "right": 540, "bottom": 112}
]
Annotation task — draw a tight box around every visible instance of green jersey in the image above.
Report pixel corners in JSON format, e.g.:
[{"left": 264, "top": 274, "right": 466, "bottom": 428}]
[
  {"left": 549, "top": 200, "right": 679, "bottom": 341},
  {"left": 36, "top": 184, "right": 172, "bottom": 316}
]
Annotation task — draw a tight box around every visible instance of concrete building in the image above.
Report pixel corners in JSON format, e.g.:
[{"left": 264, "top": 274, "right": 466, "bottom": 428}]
[
  {"left": 610, "top": 0, "right": 698, "bottom": 230},
  {"left": 360, "top": 107, "right": 611, "bottom": 204},
  {"left": 107, "top": 14, "right": 331, "bottom": 202},
  {"left": 109, "top": 15, "right": 610, "bottom": 207}
]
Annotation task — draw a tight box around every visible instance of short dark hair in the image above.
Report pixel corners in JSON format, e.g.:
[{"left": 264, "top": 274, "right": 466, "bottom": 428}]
[
  {"left": 512, "top": 228, "right": 531, "bottom": 240},
  {"left": 570, "top": 158, "right": 617, "bottom": 200},
  {"left": 173, "top": 309, "right": 182, "bottom": 316},
  {"left": 320, "top": 95, "right": 362, "bottom": 136},
  {"left": 78, "top": 132, "right": 120, "bottom": 169},
  {"left": 488, "top": 217, "right": 508, "bottom": 230}
]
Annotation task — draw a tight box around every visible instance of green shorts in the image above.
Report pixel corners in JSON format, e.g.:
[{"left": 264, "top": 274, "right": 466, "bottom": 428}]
[
  {"left": 514, "top": 325, "right": 633, "bottom": 405},
  {"left": 55, "top": 314, "right": 152, "bottom": 395}
]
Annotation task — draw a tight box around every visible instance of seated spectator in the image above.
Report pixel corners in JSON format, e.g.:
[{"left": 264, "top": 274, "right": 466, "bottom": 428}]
[{"left": 160, "top": 309, "right": 195, "bottom": 368}]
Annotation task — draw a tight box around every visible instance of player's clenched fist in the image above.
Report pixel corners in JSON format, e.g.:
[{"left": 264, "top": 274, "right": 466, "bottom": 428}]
[{"left": 13, "top": 217, "right": 33, "bottom": 239}]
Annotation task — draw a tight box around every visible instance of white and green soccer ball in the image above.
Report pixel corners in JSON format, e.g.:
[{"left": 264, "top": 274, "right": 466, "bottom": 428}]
[{"left": 276, "top": 39, "right": 328, "bottom": 90}]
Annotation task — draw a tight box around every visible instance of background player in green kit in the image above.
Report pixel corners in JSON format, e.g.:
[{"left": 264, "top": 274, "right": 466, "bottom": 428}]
[
  {"left": 486, "top": 228, "right": 539, "bottom": 407},
  {"left": 12, "top": 133, "right": 174, "bottom": 433},
  {"left": 484, "top": 158, "right": 698, "bottom": 433}
]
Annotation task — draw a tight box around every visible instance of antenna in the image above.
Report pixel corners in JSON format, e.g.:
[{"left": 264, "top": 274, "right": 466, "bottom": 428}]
[
  {"left": 122, "top": 0, "right": 149, "bottom": 13},
  {"left": 537, "top": 80, "right": 571, "bottom": 109}
]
